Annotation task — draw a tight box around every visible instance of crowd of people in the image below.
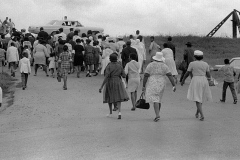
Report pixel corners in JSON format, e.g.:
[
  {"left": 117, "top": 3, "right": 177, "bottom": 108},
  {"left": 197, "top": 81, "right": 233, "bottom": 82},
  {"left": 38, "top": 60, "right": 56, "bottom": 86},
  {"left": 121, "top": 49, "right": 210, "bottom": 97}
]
[{"left": 0, "top": 20, "right": 240, "bottom": 122}]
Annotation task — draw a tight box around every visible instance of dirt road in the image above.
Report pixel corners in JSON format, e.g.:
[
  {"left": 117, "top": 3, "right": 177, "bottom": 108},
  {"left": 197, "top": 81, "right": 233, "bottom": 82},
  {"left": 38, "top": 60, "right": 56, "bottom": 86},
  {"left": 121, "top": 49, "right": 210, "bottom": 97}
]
[{"left": 0, "top": 71, "right": 240, "bottom": 160}]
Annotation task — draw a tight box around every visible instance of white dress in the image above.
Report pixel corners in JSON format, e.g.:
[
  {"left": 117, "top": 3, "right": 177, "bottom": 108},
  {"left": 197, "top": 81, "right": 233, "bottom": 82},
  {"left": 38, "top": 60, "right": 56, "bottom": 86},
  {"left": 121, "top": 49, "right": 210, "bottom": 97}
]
[
  {"left": 101, "top": 48, "right": 113, "bottom": 75},
  {"left": 187, "top": 61, "right": 212, "bottom": 103},
  {"left": 48, "top": 57, "right": 55, "bottom": 69},
  {"left": 133, "top": 40, "right": 146, "bottom": 73},
  {"left": 162, "top": 48, "right": 178, "bottom": 76}
]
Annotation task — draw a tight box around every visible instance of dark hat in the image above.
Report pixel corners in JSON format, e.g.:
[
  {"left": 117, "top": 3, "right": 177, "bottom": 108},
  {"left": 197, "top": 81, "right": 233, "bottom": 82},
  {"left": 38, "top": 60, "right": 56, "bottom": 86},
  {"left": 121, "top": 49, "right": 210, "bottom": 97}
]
[
  {"left": 126, "top": 40, "right": 131, "bottom": 45},
  {"left": 109, "top": 53, "right": 118, "bottom": 62},
  {"left": 185, "top": 42, "right": 192, "bottom": 46}
]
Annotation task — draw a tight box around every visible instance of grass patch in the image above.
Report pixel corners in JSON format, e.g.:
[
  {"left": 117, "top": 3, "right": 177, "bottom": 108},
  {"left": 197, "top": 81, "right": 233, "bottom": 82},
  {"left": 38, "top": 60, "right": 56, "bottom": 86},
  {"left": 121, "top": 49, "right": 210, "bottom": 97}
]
[{"left": 0, "top": 72, "right": 15, "bottom": 94}]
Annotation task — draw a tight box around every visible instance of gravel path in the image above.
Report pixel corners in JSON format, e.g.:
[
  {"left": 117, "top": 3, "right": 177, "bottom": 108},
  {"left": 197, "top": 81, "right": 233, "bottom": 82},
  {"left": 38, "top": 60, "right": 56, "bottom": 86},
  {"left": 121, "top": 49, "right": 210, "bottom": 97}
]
[{"left": 0, "top": 70, "right": 240, "bottom": 160}]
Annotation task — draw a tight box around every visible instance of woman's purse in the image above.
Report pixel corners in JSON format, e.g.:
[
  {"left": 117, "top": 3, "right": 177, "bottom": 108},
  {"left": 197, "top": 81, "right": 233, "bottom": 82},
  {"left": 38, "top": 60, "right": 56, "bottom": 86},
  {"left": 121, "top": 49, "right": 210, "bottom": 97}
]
[
  {"left": 208, "top": 77, "right": 218, "bottom": 86},
  {"left": 135, "top": 92, "right": 150, "bottom": 110},
  {"left": 178, "top": 60, "right": 187, "bottom": 71}
]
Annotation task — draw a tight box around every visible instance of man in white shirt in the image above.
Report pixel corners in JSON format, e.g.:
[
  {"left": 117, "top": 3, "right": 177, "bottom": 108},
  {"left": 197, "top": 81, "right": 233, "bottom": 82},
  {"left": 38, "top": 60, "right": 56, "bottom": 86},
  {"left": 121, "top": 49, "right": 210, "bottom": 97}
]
[
  {"left": 7, "top": 42, "right": 19, "bottom": 77},
  {"left": 55, "top": 28, "right": 66, "bottom": 41}
]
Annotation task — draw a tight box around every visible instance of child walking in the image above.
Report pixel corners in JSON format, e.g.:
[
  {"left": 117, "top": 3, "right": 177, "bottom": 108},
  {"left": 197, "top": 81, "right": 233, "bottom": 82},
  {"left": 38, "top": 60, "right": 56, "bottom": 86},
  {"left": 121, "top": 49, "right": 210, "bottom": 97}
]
[
  {"left": 19, "top": 51, "right": 31, "bottom": 90},
  {"left": 218, "top": 59, "right": 238, "bottom": 104},
  {"left": 48, "top": 53, "right": 56, "bottom": 78}
]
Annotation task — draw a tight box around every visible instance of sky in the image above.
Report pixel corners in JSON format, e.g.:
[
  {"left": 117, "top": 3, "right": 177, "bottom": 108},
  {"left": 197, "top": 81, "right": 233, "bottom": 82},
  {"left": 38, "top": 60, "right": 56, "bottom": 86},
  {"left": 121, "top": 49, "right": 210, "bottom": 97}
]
[{"left": 1, "top": 0, "right": 240, "bottom": 37}]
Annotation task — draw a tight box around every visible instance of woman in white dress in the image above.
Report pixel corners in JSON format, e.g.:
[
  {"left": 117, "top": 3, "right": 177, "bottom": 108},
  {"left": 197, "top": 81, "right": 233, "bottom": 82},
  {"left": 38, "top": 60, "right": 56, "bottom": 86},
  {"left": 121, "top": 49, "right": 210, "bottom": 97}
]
[
  {"left": 101, "top": 45, "right": 113, "bottom": 75},
  {"left": 162, "top": 43, "right": 178, "bottom": 83},
  {"left": 124, "top": 53, "right": 140, "bottom": 111},
  {"left": 134, "top": 39, "right": 146, "bottom": 73},
  {"left": 181, "top": 50, "right": 212, "bottom": 121}
]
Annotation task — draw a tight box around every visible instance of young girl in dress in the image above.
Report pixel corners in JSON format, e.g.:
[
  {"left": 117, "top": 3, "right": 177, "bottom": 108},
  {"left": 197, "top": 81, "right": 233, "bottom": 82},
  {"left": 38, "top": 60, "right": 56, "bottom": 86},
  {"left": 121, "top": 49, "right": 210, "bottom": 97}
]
[{"left": 48, "top": 53, "right": 56, "bottom": 78}]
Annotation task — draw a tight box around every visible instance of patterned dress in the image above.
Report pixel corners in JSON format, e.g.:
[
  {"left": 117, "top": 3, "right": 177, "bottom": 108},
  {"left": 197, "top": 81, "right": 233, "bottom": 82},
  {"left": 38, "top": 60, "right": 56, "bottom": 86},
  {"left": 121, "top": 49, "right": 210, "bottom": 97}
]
[
  {"left": 84, "top": 44, "right": 94, "bottom": 65},
  {"left": 144, "top": 61, "right": 170, "bottom": 103},
  {"left": 59, "top": 51, "right": 71, "bottom": 76}
]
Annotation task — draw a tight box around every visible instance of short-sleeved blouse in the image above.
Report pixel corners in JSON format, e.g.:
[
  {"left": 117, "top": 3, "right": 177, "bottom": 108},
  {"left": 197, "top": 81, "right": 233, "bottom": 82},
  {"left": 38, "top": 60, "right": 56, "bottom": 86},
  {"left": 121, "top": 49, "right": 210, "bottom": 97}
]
[
  {"left": 187, "top": 61, "right": 209, "bottom": 76},
  {"left": 145, "top": 61, "right": 170, "bottom": 76}
]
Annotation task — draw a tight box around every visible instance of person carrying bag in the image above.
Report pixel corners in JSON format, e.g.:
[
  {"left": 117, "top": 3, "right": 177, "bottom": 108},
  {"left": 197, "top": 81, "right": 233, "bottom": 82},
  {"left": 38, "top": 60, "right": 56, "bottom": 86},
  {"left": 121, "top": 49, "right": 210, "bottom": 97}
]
[{"left": 135, "top": 92, "right": 150, "bottom": 109}]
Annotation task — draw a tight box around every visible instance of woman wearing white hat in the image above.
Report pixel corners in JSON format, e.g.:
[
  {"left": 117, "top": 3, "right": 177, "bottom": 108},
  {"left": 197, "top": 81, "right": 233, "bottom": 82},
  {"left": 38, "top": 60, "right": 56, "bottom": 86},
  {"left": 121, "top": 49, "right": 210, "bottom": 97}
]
[
  {"left": 181, "top": 50, "right": 212, "bottom": 121},
  {"left": 142, "top": 52, "right": 176, "bottom": 122}
]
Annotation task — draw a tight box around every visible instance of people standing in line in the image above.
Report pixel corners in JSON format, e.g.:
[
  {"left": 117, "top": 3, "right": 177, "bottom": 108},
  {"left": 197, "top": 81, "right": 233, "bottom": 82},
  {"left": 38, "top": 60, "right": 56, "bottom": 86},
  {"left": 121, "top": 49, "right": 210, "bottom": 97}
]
[
  {"left": 180, "top": 42, "right": 194, "bottom": 83},
  {"left": 99, "top": 53, "right": 129, "bottom": 119},
  {"left": 93, "top": 41, "right": 101, "bottom": 76},
  {"left": 66, "top": 28, "right": 74, "bottom": 42},
  {"left": 7, "top": 42, "right": 19, "bottom": 77},
  {"left": 142, "top": 52, "right": 176, "bottom": 122},
  {"left": 124, "top": 53, "right": 140, "bottom": 111},
  {"left": 121, "top": 40, "right": 138, "bottom": 68},
  {"left": 19, "top": 51, "right": 31, "bottom": 90},
  {"left": 84, "top": 39, "right": 95, "bottom": 77},
  {"left": 101, "top": 45, "right": 113, "bottom": 75},
  {"left": 218, "top": 59, "right": 238, "bottom": 104},
  {"left": 33, "top": 39, "right": 49, "bottom": 76},
  {"left": 73, "top": 39, "right": 85, "bottom": 78},
  {"left": 162, "top": 43, "right": 178, "bottom": 83},
  {"left": 181, "top": 50, "right": 212, "bottom": 121},
  {"left": 37, "top": 27, "right": 49, "bottom": 41},
  {"left": 48, "top": 53, "right": 56, "bottom": 78},
  {"left": 165, "top": 36, "right": 176, "bottom": 60},
  {"left": 149, "top": 36, "right": 161, "bottom": 62},
  {"left": 59, "top": 45, "right": 71, "bottom": 90}
]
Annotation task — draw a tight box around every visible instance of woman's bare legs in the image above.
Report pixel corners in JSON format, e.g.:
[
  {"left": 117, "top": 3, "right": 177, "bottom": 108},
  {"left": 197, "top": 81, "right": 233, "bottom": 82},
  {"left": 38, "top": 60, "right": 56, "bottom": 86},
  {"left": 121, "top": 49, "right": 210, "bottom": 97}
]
[
  {"left": 107, "top": 103, "right": 113, "bottom": 116},
  {"left": 63, "top": 75, "right": 67, "bottom": 90},
  {"left": 117, "top": 102, "right": 121, "bottom": 119},
  {"left": 130, "top": 91, "right": 137, "bottom": 110},
  {"left": 153, "top": 102, "right": 161, "bottom": 121},
  {"left": 196, "top": 101, "right": 204, "bottom": 120}
]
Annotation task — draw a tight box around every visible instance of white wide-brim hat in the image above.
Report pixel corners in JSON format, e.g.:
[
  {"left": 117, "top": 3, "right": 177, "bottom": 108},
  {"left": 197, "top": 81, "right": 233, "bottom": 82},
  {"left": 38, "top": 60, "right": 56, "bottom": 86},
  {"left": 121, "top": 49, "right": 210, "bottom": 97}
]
[
  {"left": 152, "top": 52, "right": 165, "bottom": 62},
  {"left": 194, "top": 50, "right": 203, "bottom": 56}
]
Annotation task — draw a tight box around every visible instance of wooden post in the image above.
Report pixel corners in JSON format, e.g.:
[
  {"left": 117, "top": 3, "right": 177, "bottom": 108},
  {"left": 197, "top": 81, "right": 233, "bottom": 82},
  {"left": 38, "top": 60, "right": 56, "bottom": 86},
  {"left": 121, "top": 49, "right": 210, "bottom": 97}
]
[{"left": 232, "top": 10, "right": 238, "bottom": 38}]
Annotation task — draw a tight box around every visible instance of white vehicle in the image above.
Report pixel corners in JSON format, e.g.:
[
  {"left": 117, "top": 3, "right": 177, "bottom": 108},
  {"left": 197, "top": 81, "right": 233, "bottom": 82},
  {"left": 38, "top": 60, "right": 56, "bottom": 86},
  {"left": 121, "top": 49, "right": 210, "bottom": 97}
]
[
  {"left": 28, "top": 18, "right": 104, "bottom": 36},
  {"left": 215, "top": 57, "right": 240, "bottom": 72}
]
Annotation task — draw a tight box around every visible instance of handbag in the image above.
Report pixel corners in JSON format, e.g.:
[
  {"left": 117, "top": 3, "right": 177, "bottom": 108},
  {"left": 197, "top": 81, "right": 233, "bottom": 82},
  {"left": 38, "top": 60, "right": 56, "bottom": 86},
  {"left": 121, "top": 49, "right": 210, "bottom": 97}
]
[
  {"left": 178, "top": 60, "right": 187, "bottom": 71},
  {"left": 208, "top": 77, "right": 218, "bottom": 86},
  {"left": 135, "top": 92, "right": 150, "bottom": 110}
]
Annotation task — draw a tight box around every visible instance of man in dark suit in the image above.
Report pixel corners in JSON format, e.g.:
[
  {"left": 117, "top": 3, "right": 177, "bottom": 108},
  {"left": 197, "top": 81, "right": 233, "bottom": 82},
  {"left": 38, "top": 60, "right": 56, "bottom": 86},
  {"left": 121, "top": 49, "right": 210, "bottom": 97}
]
[
  {"left": 37, "top": 27, "right": 49, "bottom": 41},
  {"left": 121, "top": 40, "right": 138, "bottom": 68}
]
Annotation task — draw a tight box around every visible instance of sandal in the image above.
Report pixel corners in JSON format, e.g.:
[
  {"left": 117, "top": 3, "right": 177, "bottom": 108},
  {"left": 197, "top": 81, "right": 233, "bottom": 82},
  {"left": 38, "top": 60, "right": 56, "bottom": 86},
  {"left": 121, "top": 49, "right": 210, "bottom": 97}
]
[
  {"left": 113, "top": 107, "right": 118, "bottom": 111},
  {"left": 154, "top": 117, "right": 160, "bottom": 122},
  {"left": 199, "top": 117, "right": 204, "bottom": 121},
  {"left": 195, "top": 114, "right": 199, "bottom": 118},
  {"left": 131, "top": 108, "right": 136, "bottom": 111}
]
